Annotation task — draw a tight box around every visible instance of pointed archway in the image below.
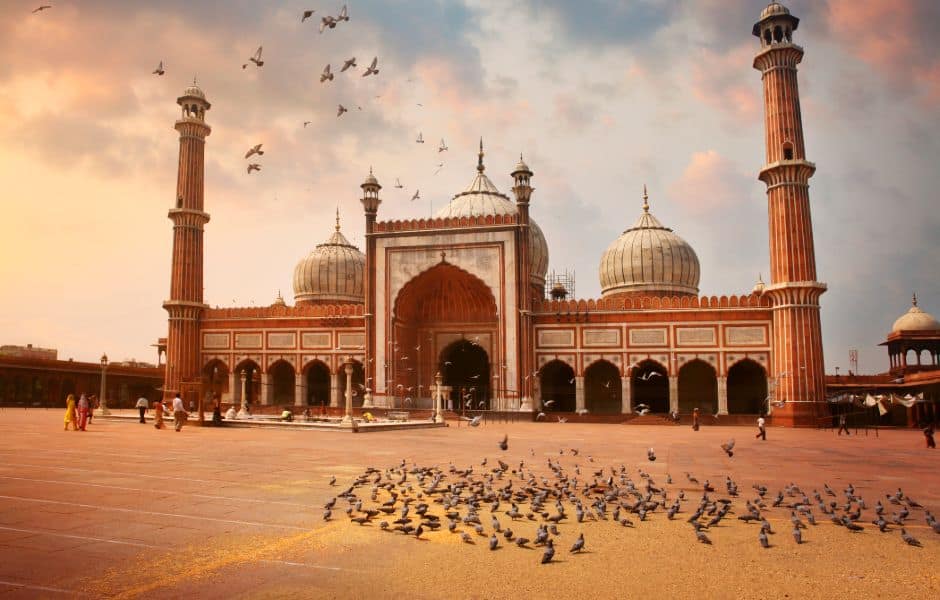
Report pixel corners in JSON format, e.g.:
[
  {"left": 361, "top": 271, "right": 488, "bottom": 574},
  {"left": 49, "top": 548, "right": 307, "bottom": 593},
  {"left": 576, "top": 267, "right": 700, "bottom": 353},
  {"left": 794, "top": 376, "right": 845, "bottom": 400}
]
[
  {"left": 202, "top": 359, "right": 230, "bottom": 401},
  {"left": 304, "top": 361, "right": 330, "bottom": 407},
  {"left": 585, "top": 360, "right": 622, "bottom": 414},
  {"left": 727, "top": 359, "right": 768, "bottom": 414},
  {"left": 538, "top": 360, "right": 575, "bottom": 412},
  {"left": 233, "top": 360, "right": 261, "bottom": 406},
  {"left": 269, "top": 360, "right": 296, "bottom": 405},
  {"left": 440, "top": 340, "right": 490, "bottom": 410},
  {"left": 631, "top": 360, "right": 668, "bottom": 413},
  {"left": 678, "top": 359, "right": 717, "bottom": 414},
  {"left": 338, "top": 360, "right": 366, "bottom": 408}
]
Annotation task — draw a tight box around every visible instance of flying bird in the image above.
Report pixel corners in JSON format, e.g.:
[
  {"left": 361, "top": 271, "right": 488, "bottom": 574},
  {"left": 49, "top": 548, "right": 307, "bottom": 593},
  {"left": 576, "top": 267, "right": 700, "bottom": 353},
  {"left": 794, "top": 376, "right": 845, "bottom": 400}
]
[
  {"left": 320, "top": 64, "right": 334, "bottom": 82},
  {"left": 416, "top": 132, "right": 424, "bottom": 144},
  {"left": 248, "top": 46, "right": 264, "bottom": 68},
  {"left": 438, "top": 139, "right": 448, "bottom": 153},
  {"left": 32, "top": 5, "right": 52, "bottom": 13},
  {"left": 247, "top": 163, "right": 261, "bottom": 174},
  {"left": 433, "top": 162, "right": 444, "bottom": 175},
  {"left": 647, "top": 447, "right": 656, "bottom": 462},
  {"left": 337, "top": 4, "right": 349, "bottom": 22},
  {"left": 152, "top": 61, "right": 165, "bottom": 76},
  {"left": 498, "top": 435, "right": 508, "bottom": 451},
  {"left": 301, "top": 9, "right": 315, "bottom": 22},
  {"left": 394, "top": 178, "right": 403, "bottom": 189},
  {"left": 337, "top": 104, "right": 348, "bottom": 117},
  {"left": 244, "top": 144, "right": 264, "bottom": 159},
  {"left": 363, "top": 57, "right": 379, "bottom": 77},
  {"left": 720, "top": 439, "right": 736, "bottom": 458},
  {"left": 341, "top": 57, "right": 357, "bottom": 72},
  {"left": 639, "top": 371, "right": 663, "bottom": 381},
  {"left": 410, "top": 189, "right": 420, "bottom": 202},
  {"left": 303, "top": 121, "right": 311, "bottom": 128},
  {"left": 320, "top": 15, "right": 337, "bottom": 32}
]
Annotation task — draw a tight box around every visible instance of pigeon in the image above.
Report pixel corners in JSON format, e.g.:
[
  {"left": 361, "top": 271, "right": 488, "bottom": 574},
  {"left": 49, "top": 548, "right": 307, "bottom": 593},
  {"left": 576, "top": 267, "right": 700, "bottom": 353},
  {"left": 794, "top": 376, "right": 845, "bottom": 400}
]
[
  {"left": 244, "top": 144, "right": 264, "bottom": 159},
  {"left": 247, "top": 164, "right": 261, "bottom": 174},
  {"left": 410, "top": 189, "right": 421, "bottom": 202},
  {"left": 320, "top": 15, "right": 337, "bottom": 32},
  {"left": 720, "top": 439, "right": 736, "bottom": 458},
  {"left": 323, "top": 509, "right": 332, "bottom": 521},
  {"left": 792, "top": 527, "right": 803, "bottom": 544},
  {"left": 329, "top": 475, "right": 336, "bottom": 486},
  {"left": 337, "top": 4, "right": 349, "bottom": 22},
  {"left": 541, "top": 539, "right": 555, "bottom": 564},
  {"left": 248, "top": 46, "right": 264, "bottom": 68},
  {"left": 320, "top": 64, "right": 334, "bottom": 82},
  {"left": 303, "top": 121, "right": 311, "bottom": 128},
  {"left": 499, "top": 435, "right": 508, "bottom": 451},
  {"left": 32, "top": 5, "right": 52, "bottom": 13},
  {"left": 696, "top": 530, "right": 712, "bottom": 544},
  {"left": 152, "top": 61, "right": 165, "bottom": 76},
  {"left": 901, "top": 529, "right": 921, "bottom": 547},
  {"left": 337, "top": 104, "right": 348, "bottom": 117},
  {"left": 394, "top": 178, "right": 404, "bottom": 189},
  {"left": 301, "top": 9, "right": 315, "bottom": 22},
  {"left": 363, "top": 57, "right": 379, "bottom": 77},
  {"left": 647, "top": 448, "right": 656, "bottom": 462},
  {"left": 460, "top": 532, "right": 473, "bottom": 544},
  {"left": 570, "top": 533, "right": 584, "bottom": 553},
  {"left": 439, "top": 139, "right": 448, "bottom": 153},
  {"left": 467, "top": 415, "right": 482, "bottom": 427},
  {"left": 759, "top": 530, "right": 770, "bottom": 548},
  {"left": 341, "top": 57, "right": 357, "bottom": 72},
  {"left": 416, "top": 132, "right": 424, "bottom": 143},
  {"left": 515, "top": 537, "right": 530, "bottom": 547},
  {"left": 489, "top": 533, "right": 498, "bottom": 550}
]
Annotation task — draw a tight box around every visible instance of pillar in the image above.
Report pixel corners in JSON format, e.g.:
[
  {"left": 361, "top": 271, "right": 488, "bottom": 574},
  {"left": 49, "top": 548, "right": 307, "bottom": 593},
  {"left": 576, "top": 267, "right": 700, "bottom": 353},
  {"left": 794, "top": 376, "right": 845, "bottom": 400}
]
[
  {"left": 237, "top": 370, "right": 248, "bottom": 417},
  {"left": 226, "top": 371, "right": 235, "bottom": 405},
  {"left": 260, "top": 372, "right": 271, "bottom": 405},
  {"left": 717, "top": 376, "right": 728, "bottom": 415},
  {"left": 575, "top": 376, "right": 585, "bottom": 412},
  {"left": 341, "top": 360, "right": 354, "bottom": 425},
  {"left": 669, "top": 376, "right": 679, "bottom": 414},
  {"left": 432, "top": 371, "right": 444, "bottom": 423},
  {"left": 330, "top": 370, "right": 340, "bottom": 407},
  {"left": 621, "top": 376, "right": 632, "bottom": 414},
  {"left": 295, "top": 372, "right": 306, "bottom": 407}
]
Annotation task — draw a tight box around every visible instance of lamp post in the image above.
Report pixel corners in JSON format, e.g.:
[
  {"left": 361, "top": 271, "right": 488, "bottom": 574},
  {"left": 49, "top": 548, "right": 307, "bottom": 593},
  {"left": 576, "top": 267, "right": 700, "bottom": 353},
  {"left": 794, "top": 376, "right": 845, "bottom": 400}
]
[
  {"left": 97, "top": 353, "right": 110, "bottom": 416},
  {"left": 237, "top": 370, "right": 249, "bottom": 418},
  {"left": 341, "top": 357, "right": 355, "bottom": 426},
  {"left": 433, "top": 371, "right": 444, "bottom": 423}
]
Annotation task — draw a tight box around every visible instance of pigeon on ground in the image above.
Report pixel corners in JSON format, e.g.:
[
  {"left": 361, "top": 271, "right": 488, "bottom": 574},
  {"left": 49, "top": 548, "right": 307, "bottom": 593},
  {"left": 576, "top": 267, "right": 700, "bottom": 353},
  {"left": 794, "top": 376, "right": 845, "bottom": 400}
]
[
  {"left": 499, "top": 435, "right": 508, "bottom": 451},
  {"left": 489, "top": 533, "right": 498, "bottom": 550},
  {"left": 570, "top": 533, "right": 584, "bottom": 553},
  {"left": 541, "top": 539, "right": 555, "bottom": 564},
  {"left": 792, "top": 527, "right": 803, "bottom": 544},
  {"left": 759, "top": 530, "right": 770, "bottom": 548},
  {"left": 901, "top": 528, "right": 921, "bottom": 547},
  {"left": 647, "top": 448, "right": 656, "bottom": 462}
]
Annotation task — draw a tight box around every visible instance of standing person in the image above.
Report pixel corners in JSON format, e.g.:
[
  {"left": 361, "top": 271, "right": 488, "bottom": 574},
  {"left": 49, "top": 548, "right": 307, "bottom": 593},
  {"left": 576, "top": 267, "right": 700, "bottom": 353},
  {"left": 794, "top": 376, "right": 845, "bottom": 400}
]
[
  {"left": 63, "top": 394, "right": 77, "bottom": 431},
  {"left": 86, "top": 395, "right": 95, "bottom": 424},
  {"left": 924, "top": 423, "right": 936, "bottom": 449},
  {"left": 77, "top": 394, "right": 89, "bottom": 431},
  {"left": 172, "top": 393, "right": 187, "bottom": 432},
  {"left": 211, "top": 395, "right": 223, "bottom": 426},
  {"left": 692, "top": 408, "right": 700, "bottom": 431},
  {"left": 135, "top": 396, "right": 149, "bottom": 423},
  {"left": 837, "top": 413, "right": 850, "bottom": 436},
  {"left": 153, "top": 399, "right": 166, "bottom": 429},
  {"left": 755, "top": 415, "right": 767, "bottom": 440}
]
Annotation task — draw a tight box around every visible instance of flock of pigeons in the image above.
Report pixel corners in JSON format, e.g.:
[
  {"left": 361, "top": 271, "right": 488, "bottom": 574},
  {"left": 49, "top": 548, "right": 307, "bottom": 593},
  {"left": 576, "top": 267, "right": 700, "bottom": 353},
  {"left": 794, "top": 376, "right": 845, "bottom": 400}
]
[{"left": 321, "top": 435, "right": 935, "bottom": 565}]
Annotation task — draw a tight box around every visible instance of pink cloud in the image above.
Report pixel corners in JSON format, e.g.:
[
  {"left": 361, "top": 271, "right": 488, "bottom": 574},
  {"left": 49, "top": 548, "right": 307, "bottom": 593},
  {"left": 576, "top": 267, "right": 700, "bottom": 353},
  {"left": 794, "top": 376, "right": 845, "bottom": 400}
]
[
  {"left": 690, "top": 44, "right": 761, "bottom": 122},
  {"left": 667, "top": 150, "right": 750, "bottom": 215}
]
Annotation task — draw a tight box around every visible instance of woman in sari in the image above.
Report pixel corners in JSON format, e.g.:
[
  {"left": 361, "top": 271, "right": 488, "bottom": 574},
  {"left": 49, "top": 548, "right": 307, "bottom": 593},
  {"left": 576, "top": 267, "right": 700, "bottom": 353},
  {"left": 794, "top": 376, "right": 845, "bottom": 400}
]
[
  {"left": 77, "top": 394, "right": 89, "bottom": 431},
  {"left": 153, "top": 399, "right": 166, "bottom": 429},
  {"left": 63, "top": 394, "right": 77, "bottom": 431}
]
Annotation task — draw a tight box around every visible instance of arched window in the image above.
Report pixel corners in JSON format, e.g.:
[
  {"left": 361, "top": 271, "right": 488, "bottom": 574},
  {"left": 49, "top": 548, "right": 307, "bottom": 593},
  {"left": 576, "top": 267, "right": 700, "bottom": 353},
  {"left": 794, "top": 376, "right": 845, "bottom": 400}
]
[
  {"left": 538, "top": 360, "right": 575, "bottom": 413},
  {"left": 782, "top": 141, "right": 794, "bottom": 160},
  {"left": 773, "top": 26, "right": 783, "bottom": 42}
]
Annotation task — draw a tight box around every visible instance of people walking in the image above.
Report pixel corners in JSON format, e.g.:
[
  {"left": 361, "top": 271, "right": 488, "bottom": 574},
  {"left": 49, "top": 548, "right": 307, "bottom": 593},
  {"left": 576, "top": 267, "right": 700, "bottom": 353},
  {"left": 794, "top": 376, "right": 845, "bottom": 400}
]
[
  {"left": 86, "top": 395, "right": 95, "bottom": 424},
  {"left": 77, "top": 394, "right": 89, "bottom": 431},
  {"left": 837, "top": 413, "right": 850, "bottom": 436},
  {"left": 924, "top": 423, "right": 936, "bottom": 449},
  {"left": 135, "top": 396, "right": 148, "bottom": 423},
  {"left": 172, "top": 393, "right": 188, "bottom": 432},
  {"left": 153, "top": 399, "right": 166, "bottom": 429},
  {"left": 63, "top": 394, "right": 77, "bottom": 431},
  {"left": 755, "top": 415, "right": 766, "bottom": 440},
  {"left": 692, "top": 408, "right": 700, "bottom": 431}
]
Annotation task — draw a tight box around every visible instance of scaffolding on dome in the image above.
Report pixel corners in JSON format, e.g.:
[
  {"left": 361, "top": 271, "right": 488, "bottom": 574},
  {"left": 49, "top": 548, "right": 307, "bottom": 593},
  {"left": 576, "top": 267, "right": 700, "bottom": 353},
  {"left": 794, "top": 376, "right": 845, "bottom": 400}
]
[{"left": 544, "top": 270, "right": 575, "bottom": 300}]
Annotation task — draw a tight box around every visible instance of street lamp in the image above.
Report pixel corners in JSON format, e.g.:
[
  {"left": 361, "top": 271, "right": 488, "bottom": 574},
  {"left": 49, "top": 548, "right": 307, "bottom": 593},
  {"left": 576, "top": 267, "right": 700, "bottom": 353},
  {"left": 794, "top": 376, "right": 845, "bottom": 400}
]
[{"left": 97, "top": 353, "right": 110, "bottom": 416}]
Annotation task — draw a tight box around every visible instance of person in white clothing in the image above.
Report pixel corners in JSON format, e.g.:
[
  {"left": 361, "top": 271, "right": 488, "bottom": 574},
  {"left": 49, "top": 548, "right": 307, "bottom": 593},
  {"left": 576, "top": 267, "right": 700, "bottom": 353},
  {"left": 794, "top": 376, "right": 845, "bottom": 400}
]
[
  {"left": 172, "top": 393, "right": 187, "bottom": 432},
  {"left": 135, "top": 396, "right": 149, "bottom": 423},
  {"left": 756, "top": 415, "right": 766, "bottom": 440}
]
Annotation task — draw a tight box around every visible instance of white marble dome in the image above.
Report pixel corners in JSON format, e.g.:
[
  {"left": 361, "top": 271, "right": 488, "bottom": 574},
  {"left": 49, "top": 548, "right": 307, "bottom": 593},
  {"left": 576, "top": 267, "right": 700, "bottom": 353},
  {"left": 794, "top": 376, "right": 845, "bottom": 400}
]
[
  {"left": 892, "top": 295, "right": 940, "bottom": 333},
  {"left": 292, "top": 214, "right": 365, "bottom": 304},
  {"left": 599, "top": 192, "right": 700, "bottom": 298},
  {"left": 760, "top": 2, "right": 790, "bottom": 20},
  {"left": 435, "top": 153, "right": 549, "bottom": 286}
]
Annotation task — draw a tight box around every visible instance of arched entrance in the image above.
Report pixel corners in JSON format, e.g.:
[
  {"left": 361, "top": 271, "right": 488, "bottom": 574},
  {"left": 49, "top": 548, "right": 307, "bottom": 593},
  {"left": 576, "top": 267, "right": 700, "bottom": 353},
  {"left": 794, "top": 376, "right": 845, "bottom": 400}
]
[
  {"left": 305, "top": 361, "right": 331, "bottom": 407},
  {"left": 441, "top": 340, "right": 490, "bottom": 410},
  {"left": 678, "top": 360, "right": 717, "bottom": 413},
  {"left": 631, "top": 360, "right": 668, "bottom": 413},
  {"left": 269, "top": 360, "right": 295, "bottom": 405},
  {"left": 338, "top": 360, "right": 366, "bottom": 408},
  {"left": 392, "top": 262, "right": 498, "bottom": 408},
  {"left": 233, "top": 360, "right": 261, "bottom": 406},
  {"left": 585, "top": 360, "right": 621, "bottom": 414},
  {"left": 202, "top": 360, "right": 229, "bottom": 400},
  {"left": 538, "top": 360, "right": 575, "bottom": 412},
  {"left": 727, "top": 360, "right": 767, "bottom": 414}
]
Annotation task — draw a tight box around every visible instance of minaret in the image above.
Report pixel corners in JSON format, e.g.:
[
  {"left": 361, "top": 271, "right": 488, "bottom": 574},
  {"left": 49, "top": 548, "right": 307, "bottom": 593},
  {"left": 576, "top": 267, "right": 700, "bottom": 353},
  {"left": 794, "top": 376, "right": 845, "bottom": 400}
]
[
  {"left": 163, "top": 82, "right": 211, "bottom": 401},
  {"left": 752, "top": 3, "right": 826, "bottom": 426},
  {"left": 360, "top": 168, "right": 382, "bottom": 405},
  {"left": 511, "top": 152, "right": 534, "bottom": 409}
]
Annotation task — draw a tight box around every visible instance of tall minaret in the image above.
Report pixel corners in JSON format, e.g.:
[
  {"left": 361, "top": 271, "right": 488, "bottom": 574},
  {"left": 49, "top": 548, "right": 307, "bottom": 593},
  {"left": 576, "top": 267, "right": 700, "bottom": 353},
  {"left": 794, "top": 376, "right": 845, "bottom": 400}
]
[
  {"left": 163, "top": 82, "right": 211, "bottom": 401},
  {"left": 752, "top": 3, "right": 826, "bottom": 426},
  {"left": 511, "top": 153, "right": 534, "bottom": 409},
  {"left": 360, "top": 168, "right": 382, "bottom": 405}
]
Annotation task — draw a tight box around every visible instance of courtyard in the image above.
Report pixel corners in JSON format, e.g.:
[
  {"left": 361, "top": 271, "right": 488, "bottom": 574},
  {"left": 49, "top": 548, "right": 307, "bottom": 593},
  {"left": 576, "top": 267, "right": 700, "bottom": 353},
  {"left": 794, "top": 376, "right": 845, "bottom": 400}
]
[{"left": 0, "top": 410, "right": 937, "bottom": 599}]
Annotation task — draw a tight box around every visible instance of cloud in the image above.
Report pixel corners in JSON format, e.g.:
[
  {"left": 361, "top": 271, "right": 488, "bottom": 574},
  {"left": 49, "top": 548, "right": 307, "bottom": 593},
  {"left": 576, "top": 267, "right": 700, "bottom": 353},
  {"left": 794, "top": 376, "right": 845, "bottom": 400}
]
[{"left": 667, "top": 150, "right": 751, "bottom": 215}]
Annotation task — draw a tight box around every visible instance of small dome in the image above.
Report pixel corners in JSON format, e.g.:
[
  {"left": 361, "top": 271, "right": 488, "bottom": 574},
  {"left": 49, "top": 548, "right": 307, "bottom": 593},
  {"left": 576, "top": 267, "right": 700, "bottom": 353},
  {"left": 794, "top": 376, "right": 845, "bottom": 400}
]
[
  {"left": 892, "top": 294, "right": 940, "bottom": 333},
  {"left": 292, "top": 212, "right": 365, "bottom": 304},
  {"left": 513, "top": 154, "right": 531, "bottom": 174},
  {"left": 599, "top": 188, "right": 700, "bottom": 298},
  {"left": 752, "top": 274, "right": 766, "bottom": 296},
  {"left": 362, "top": 168, "right": 379, "bottom": 187},
  {"left": 434, "top": 144, "right": 549, "bottom": 285},
  {"left": 271, "top": 291, "right": 286, "bottom": 307},
  {"left": 761, "top": 2, "right": 790, "bottom": 19}
]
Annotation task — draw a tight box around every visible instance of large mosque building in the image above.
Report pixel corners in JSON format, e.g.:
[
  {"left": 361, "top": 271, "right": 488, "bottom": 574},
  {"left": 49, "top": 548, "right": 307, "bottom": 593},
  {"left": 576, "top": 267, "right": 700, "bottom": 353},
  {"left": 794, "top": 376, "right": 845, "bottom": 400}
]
[{"left": 161, "top": 3, "right": 827, "bottom": 426}]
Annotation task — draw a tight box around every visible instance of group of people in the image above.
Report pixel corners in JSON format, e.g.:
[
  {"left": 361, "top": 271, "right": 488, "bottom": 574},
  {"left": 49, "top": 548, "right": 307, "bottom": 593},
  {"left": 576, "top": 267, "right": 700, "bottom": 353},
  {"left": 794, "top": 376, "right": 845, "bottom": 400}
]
[
  {"left": 686, "top": 407, "right": 769, "bottom": 441},
  {"left": 62, "top": 393, "right": 98, "bottom": 431}
]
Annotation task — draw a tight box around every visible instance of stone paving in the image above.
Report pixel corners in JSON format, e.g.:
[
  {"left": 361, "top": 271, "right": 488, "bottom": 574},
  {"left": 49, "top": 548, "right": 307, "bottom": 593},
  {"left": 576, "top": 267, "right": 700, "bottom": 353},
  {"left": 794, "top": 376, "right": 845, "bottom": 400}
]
[{"left": 0, "top": 409, "right": 937, "bottom": 599}]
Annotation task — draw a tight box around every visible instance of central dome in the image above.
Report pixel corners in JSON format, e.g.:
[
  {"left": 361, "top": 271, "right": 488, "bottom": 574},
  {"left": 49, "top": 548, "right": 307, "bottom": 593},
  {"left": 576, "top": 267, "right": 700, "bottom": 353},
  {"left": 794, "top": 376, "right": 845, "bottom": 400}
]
[
  {"left": 434, "top": 145, "right": 548, "bottom": 286},
  {"left": 599, "top": 189, "right": 700, "bottom": 298},
  {"left": 892, "top": 294, "right": 940, "bottom": 333},
  {"left": 292, "top": 211, "right": 365, "bottom": 304}
]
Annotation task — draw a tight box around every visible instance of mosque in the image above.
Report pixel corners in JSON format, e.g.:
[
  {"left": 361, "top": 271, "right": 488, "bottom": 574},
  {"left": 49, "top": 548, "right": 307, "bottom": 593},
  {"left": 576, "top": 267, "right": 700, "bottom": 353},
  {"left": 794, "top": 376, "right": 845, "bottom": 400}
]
[{"left": 160, "top": 3, "right": 829, "bottom": 426}]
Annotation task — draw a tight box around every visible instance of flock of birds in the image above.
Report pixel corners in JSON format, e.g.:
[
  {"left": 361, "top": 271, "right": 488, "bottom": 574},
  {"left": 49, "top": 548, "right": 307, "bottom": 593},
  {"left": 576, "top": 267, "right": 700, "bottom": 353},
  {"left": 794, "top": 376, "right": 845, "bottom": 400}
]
[{"left": 320, "top": 434, "right": 936, "bottom": 565}]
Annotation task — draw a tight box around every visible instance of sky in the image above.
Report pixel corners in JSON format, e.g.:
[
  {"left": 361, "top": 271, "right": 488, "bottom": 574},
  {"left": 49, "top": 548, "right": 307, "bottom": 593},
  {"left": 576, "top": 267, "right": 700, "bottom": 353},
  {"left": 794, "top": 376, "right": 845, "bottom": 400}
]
[{"left": 1, "top": 0, "right": 937, "bottom": 374}]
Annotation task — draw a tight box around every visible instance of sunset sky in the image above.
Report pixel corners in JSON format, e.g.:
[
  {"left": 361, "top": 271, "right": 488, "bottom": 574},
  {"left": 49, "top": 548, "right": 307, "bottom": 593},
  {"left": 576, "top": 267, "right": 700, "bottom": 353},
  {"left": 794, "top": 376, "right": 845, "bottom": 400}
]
[{"left": 1, "top": 0, "right": 937, "bottom": 374}]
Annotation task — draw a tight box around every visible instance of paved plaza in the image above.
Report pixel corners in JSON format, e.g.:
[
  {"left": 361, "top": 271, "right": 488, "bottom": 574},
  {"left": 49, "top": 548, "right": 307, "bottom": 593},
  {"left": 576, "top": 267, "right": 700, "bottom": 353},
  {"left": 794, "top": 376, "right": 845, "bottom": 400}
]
[{"left": 0, "top": 410, "right": 937, "bottom": 599}]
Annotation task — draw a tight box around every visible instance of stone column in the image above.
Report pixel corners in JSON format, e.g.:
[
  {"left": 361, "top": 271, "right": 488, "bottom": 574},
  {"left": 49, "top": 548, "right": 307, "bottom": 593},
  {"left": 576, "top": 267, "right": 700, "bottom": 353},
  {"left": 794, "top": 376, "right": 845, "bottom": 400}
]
[
  {"left": 330, "top": 370, "right": 340, "bottom": 407},
  {"left": 226, "top": 371, "right": 235, "bottom": 405},
  {"left": 432, "top": 371, "right": 444, "bottom": 423},
  {"left": 237, "top": 370, "right": 249, "bottom": 418},
  {"left": 295, "top": 372, "right": 306, "bottom": 407},
  {"left": 621, "top": 376, "right": 632, "bottom": 414},
  {"left": 260, "top": 372, "right": 271, "bottom": 405},
  {"left": 717, "top": 376, "right": 728, "bottom": 415},
  {"left": 97, "top": 364, "right": 110, "bottom": 416},
  {"left": 575, "top": 376, "right": 585, "bottom": 412},
  {"left": 341, "top": 360, "right": 354, "bottom": 425},
  {"left": 669, "top": 376, "right": 679, "bottom": 414}
]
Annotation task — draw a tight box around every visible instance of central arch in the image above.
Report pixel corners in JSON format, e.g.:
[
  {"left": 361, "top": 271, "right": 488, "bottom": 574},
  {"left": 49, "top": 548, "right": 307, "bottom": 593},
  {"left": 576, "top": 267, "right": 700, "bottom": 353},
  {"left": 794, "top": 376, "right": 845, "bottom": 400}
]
[
  {"left": 202, "top": 360, "right": 230, "bottom": 402},
  {"left": 269, "top": 360, "right": 295, "bottom": 405},
  {"left": 305, "top": 361, "right": 330, "bottom": 407},
  {"left": 440, "top": 340, "right": 490, "bottom": 410},
  {"left": 678, "top": 359, "right": 717, "bottom": 414},
  {"left": 631, "top": 360, "right": 668, "bottom": 413},
  {"left": 727, "top": 359, "right": 767, "bottom": 414},
  {"left": 585, "top": 360, "right": 621, "bottom": 414},
  {"left": 538, "top": 360, "right": 575, "bottom": 412},
  {"left": 392, "top": 262, "right": 498, "bottom": 407}
]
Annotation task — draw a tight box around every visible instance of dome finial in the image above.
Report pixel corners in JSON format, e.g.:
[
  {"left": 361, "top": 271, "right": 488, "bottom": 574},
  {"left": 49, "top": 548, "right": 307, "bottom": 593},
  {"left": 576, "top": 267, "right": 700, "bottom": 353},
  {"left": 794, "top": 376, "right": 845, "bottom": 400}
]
[
  {"left": 642, "top": 184, "right": 649, "bottom": 213},
  {"left": 913, "top": 292, "right": 918, "bottom": 307},
  {"left": 335, "top": 206, "right": 341, "bottom": 232},
  {"left": 477, "top": 137, "right": 485, "bottom": 173}
]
